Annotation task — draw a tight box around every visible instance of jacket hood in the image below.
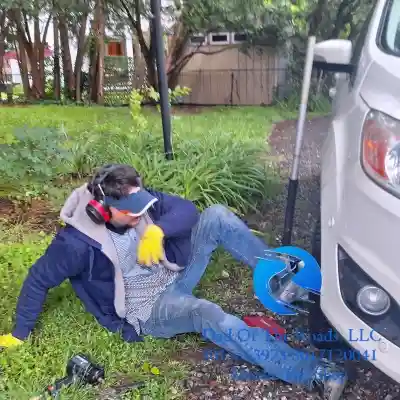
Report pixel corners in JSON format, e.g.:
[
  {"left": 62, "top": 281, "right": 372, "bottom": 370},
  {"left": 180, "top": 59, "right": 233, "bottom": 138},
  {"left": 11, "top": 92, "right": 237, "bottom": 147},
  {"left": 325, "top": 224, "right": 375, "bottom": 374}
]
[
  {"left": 59, "top": 183, "right": 185, "bottom": 272},
  {"left": 60, "top": 183, "right": 128, "bottom": 318},
  {"left": 60, "top": 183, "right": 103, "bottom": 239}
]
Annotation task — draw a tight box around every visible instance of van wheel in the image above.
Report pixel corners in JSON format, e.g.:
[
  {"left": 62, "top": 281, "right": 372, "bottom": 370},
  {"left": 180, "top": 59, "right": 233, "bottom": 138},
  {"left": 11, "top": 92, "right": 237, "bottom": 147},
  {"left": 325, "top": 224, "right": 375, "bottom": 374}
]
[{"left": 308, "top": 215, "right": 348, "bottom": 350}]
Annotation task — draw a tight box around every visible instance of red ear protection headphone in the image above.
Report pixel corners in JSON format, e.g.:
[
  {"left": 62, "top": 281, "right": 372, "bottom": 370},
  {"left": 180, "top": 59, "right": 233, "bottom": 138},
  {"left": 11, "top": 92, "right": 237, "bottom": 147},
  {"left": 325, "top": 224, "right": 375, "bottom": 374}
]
[{"left": 85, "top": 164, "right": 142, "bottom": 225}]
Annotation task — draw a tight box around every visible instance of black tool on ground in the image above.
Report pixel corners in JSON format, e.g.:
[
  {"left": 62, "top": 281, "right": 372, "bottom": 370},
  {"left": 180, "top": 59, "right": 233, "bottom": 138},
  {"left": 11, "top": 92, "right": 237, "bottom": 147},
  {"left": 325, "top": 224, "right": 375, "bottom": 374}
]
[{"left": 45, "top": 353, "right": 105, "bottom": 397}]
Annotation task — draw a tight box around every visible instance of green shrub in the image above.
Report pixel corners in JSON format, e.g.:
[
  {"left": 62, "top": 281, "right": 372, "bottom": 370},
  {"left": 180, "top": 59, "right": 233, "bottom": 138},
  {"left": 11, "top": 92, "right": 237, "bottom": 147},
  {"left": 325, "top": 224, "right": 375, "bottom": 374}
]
[
  {"left": 0, "top": 105, "right": 278, "bottom": 214},
  {"left": 87, "top": 106, "right": 271, "bottom": 214},
  {"left": 0, "top": 127, "right": 74, "bottom": 198},
  {"left": 101, "top": 140, "right": 268, "bottom": 214}
]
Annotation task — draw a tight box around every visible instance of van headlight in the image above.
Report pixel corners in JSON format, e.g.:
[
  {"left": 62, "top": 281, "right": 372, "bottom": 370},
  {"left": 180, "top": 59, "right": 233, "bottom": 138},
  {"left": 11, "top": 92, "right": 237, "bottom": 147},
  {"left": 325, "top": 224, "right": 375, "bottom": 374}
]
[
  {"left": 361, "top": 110, "right": 400, "bottom": 193},
  {"left": 357, "top": 285, "right": 391, "bottom": 316}
]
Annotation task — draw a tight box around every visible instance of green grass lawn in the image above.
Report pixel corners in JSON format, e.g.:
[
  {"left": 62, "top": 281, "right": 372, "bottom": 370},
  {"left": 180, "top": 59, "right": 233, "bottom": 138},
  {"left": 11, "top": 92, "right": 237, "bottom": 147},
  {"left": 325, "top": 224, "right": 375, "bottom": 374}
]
[{"left": 0, "top": 104, "right": 312, "bottom": 399}]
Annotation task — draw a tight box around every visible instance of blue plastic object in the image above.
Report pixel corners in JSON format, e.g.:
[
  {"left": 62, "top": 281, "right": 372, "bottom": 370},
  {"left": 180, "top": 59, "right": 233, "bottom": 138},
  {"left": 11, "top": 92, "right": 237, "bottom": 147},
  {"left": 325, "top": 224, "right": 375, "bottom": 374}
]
[
  {"left": 277, "top": 246, "right": 321, "bottom": 294},
  {"left": 253, "top": 246, "right": 321, "bottom": 315}
]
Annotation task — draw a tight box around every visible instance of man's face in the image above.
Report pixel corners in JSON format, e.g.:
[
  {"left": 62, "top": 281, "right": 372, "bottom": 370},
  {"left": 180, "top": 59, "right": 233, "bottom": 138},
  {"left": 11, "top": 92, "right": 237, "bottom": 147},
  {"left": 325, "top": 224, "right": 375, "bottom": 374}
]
[
  {"left": 108, "top": 186, "right": 142, "bottom": 228},
  {"left": 109, "top": 207, "right": 141, "bottom": 228}
]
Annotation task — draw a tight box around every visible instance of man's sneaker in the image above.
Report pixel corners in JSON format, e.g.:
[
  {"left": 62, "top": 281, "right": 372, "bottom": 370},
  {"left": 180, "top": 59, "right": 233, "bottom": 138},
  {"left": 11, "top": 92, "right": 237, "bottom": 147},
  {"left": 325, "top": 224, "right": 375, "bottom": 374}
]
[{"left": 311, "top": 361, "right": 348, "bottom": 400}]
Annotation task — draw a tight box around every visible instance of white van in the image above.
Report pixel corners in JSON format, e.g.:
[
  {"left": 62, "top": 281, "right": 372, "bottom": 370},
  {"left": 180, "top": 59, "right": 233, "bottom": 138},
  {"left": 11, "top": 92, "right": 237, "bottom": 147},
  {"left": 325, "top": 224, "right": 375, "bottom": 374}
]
[{"left": 308, "top": 0, "right": 400, "bottom": 385}]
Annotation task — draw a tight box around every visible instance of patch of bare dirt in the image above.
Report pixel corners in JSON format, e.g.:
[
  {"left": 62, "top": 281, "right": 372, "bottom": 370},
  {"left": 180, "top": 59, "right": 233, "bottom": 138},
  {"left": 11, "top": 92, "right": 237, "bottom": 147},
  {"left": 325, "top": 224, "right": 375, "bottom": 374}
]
[
  {"left": 143, "top": 103, "right": 223, "bottom": 115},
  {"left": 171, "top": 105, "right": 215, "bottom": 115},
  {"left": 0, "top": 197, "right": 60, "bottom": 233},
  {"left": 0, "top": 103, "right": 30, "bottom": 107}
]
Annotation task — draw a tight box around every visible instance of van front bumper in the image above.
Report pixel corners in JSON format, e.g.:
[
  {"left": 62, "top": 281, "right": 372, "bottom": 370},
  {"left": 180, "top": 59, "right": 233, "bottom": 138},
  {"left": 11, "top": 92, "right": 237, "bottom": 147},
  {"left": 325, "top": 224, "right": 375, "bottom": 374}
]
[{"left": 321, "top": 244, "right": 400, "bottom": 383}]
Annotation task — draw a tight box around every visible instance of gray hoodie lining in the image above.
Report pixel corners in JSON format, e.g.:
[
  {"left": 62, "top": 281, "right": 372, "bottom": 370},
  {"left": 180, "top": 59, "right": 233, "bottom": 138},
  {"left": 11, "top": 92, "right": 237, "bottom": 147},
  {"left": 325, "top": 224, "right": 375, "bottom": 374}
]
[{"left": 59, "top": 184, "right": 184, "bottom": 319}]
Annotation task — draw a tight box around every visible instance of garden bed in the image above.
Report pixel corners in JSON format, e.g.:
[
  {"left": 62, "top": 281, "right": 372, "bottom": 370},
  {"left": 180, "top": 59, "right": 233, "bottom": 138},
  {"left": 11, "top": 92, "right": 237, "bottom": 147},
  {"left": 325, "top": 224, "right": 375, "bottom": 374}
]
[{"left": 0, "top": 197, "right": 60, "bottom": 234}]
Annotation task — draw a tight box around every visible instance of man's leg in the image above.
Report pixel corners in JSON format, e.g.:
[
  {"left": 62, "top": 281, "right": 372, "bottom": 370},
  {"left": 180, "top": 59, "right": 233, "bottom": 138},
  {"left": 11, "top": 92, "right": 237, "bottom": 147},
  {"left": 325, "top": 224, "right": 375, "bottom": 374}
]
[
  {"left": 175, "top": 204, "right": 270, "bottom": 294},
  {"left": 175, "top": 204, "right": 307, "bottom": 303},
  {"left": 141, "top": 286, "right": 347, "bottom": 396}
]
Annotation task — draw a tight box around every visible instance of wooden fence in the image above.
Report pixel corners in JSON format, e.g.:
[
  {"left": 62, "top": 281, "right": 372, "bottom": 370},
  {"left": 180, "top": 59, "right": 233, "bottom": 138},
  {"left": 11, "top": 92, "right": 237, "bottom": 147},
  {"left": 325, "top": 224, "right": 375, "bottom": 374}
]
[{"left": 177, "top": 68, "right": 285, "bottom": 106}]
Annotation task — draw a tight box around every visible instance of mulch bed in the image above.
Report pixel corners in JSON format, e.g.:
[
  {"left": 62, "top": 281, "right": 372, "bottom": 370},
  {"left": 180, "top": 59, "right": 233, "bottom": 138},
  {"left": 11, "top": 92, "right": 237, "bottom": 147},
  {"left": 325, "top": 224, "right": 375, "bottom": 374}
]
[
  {"left": 0, "top": 197, "right": 60, "bottom": 234},
  {"left": 142, "top": 103, "right": 235, "bottom": 115},
  {"left": 0, "top": 102, "right": 30, "bottom": 107}
]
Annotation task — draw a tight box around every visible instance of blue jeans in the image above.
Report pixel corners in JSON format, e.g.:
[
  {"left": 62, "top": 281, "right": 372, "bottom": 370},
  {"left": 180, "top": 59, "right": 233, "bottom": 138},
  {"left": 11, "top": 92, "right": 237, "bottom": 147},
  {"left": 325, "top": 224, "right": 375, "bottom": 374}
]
[{"left": 140, "top": 205, "right": 320, "bottom": 388}]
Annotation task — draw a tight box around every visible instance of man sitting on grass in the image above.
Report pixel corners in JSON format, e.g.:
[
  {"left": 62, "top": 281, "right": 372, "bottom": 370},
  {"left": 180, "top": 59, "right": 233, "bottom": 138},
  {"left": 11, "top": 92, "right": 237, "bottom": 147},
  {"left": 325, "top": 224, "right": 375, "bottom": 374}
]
[{"left": 0, "top": 163, "right": 347, "bottom": 399}]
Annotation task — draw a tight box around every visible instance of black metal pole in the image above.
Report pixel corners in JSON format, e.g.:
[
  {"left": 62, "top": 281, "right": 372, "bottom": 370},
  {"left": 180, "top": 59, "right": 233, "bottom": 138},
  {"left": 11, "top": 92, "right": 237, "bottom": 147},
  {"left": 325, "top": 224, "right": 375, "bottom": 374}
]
[
  {"left": 150, "top": 0, "right": 174, "bottom": 160},
  {"left": 282, "top": 179, "right": 299, "bottom": 245},
  {"left": 282, "top": 36, "right": 316, "bottom": 245}
]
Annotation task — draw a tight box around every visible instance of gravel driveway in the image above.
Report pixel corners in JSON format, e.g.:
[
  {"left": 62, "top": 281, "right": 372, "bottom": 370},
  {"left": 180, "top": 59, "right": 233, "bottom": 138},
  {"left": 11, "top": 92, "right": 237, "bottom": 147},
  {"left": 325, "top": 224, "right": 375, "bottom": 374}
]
[{"left": 180, "top": 116, "right": 400, "bottom": 400}]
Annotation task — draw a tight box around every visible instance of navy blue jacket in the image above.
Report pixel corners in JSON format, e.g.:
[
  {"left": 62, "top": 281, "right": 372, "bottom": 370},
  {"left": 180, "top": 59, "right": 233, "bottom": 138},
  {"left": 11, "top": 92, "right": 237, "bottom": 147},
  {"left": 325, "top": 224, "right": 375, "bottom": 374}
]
[{"left": 12, "top": 189, "right": 199, "bottom": 342}]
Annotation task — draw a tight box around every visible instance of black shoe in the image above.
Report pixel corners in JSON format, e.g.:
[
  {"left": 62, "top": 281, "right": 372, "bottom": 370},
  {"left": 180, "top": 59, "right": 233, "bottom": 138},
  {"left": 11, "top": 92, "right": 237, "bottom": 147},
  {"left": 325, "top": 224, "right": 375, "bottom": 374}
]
[{"left": 311, "top": 361, "right": 348, "bottom": 400}]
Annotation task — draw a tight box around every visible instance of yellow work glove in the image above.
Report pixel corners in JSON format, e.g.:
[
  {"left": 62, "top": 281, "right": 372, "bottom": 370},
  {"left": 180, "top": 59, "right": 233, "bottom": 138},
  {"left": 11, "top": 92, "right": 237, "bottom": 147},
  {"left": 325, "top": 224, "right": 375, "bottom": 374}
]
[
  {"left": 0, "top": 333, "right": 23, "bottom": 349},
  {"left": 137, "top": 225, "right": 164, "bottom": 266}
]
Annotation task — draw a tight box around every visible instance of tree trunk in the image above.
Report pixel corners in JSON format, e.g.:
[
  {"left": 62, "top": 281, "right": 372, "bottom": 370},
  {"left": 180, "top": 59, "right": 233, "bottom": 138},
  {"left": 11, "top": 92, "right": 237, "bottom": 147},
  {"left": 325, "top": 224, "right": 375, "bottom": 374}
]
[
  {"left": 89, "top": 0, "right": 105, "bottom": 104},
  {"left": 307, "top": 0, "right": 328, "bottom": 36},
  {"left": 167, "top": 66, "right": 183, "bottom": 89},
  {"left": 34, "top": 16, "right": 45, "bottom": 97},
  {"left": 19, "top": 15, "right": 42, "bottom": 99},
  {"left": 11, "top": 9, "right": 51, "bottom": 99},
  {"left": 329, "top": 0, "right": 361, "bottom": 39},
  {"left": 15, "top": 38, "right": 30, "bottom": 99},
  {"left": 14, "top": 15, "right": 34, "bottom": 97},
  {"left": 59, "top": 14, "right": 75, "bottom": 99},
  {"left": 164, "top": 24, "right": 191, "bottom": 89},
  {"left": 53, "top": 15, "right": 61, "bottom": 100},
  {"left": 143, "top": 52, "right": 157, "bottom": 88},
  {"left": 10, "top": 10, "right": 40, "bottom": 98},
  {"left": 74, "top": 12, "right": 88, "bottom": 102},
  {"left": 130, "top": 0, "right": 156, "bottom": 88},
  {"left": 96, "top": 0, "right": 105, "bottom": 105},
  {"left": 132, "top": 34, "right": 145, "bottom": 88},
  {"left": 0, "top": 11, "right": 8, "bottom": 83},
  {"left": 0, "top": 12, "right": 7, "bottom": 83},
  {"left": 88, "top": 30, "right": 98, "bottom": 102}
]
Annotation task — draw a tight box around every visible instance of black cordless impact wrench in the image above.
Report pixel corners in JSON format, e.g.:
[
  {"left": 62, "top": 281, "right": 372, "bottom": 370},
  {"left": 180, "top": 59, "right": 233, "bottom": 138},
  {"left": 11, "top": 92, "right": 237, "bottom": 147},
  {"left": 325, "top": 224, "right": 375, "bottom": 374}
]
[{"left": 30, "top": 353, "right": 105, "bottom": 399}]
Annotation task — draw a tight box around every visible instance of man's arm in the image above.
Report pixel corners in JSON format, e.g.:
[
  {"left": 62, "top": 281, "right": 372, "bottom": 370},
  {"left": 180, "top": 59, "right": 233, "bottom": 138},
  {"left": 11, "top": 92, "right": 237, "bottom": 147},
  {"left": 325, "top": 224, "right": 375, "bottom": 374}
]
[
  {"left": 147, "top": 189, "right": 200, "bottom": 238},
  {"left": 12, "top": 233, "right": 87, "bottom": 340}
]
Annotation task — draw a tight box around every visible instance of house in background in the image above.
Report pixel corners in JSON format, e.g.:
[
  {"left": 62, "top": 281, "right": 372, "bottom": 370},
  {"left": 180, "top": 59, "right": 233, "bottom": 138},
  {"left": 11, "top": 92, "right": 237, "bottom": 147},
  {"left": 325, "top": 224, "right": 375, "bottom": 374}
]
[
  {"left": 6, "top": 16, "right": 137, "bottom": 85},
  {"left": 176, "top": 31, "right": 288, "bottom": 105}
]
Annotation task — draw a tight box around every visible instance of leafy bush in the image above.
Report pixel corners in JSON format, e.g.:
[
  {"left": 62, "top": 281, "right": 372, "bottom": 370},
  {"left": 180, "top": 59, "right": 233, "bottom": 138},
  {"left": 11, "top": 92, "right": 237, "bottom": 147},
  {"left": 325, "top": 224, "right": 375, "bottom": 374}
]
[
  {"left": 0, "top": 127, "right": 73, "bottom": 197},
  {"left": 0, "top": 105, "right": 279, "bottom": 214},
  {"left": 276, "top": 89, "right": 331, "bottom": 113},
  {"left": 104, "top": 91, "right": 130, "bottom": 106},
  {"left": 100, "top": 136, "right": 268, "bottom": 214},
  {"left": 140, "top": 85, "right": 192, "bottom": 106},
  {"left": 90, "top": 106, "right": 273, "bottom": 214},
  {"left": 129, "top": 85, "right": 192, "bottom": 132}
]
